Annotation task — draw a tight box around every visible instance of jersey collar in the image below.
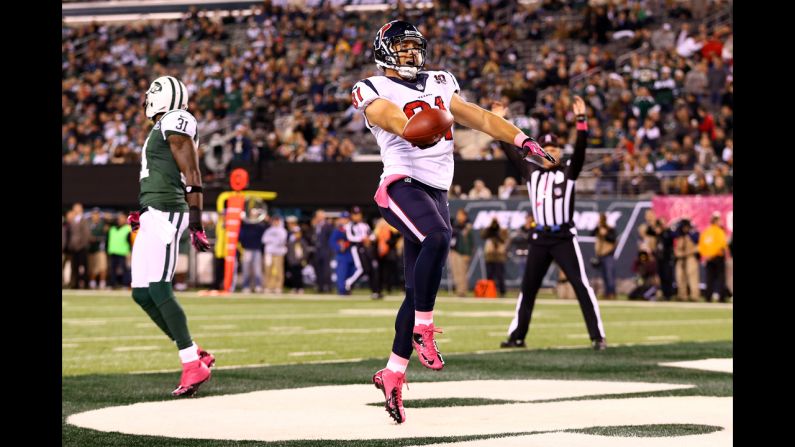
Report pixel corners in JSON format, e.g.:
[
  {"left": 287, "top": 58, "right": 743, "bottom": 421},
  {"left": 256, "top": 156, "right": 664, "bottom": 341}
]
[{"left": 385, "top": 73, "right": 429, "bottom": 92}]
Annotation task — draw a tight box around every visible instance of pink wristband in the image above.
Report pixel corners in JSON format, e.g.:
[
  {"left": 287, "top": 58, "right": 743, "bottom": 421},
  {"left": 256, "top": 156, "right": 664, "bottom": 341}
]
[
  {"left": 513, "top": 132, "right": 529, "bottom": 148},
  {"left": 576, "top": 121, "right": 588, "bottom": 131}
]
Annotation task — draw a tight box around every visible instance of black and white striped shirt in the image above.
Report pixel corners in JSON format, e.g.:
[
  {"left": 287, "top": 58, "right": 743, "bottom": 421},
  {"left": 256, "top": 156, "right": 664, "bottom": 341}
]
[{"left": 500, "top": 130, "right": 587, "bottom": 229}]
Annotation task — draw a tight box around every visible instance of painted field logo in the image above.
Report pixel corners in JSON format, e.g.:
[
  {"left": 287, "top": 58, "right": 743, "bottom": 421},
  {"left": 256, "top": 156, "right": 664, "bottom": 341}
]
[{"left": 67, "top": 379, "right": 731, "bottom": 445}]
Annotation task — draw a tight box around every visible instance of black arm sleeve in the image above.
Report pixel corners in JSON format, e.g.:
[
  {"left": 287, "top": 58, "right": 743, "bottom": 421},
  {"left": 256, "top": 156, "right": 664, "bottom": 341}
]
[
  {"left": 497, "top": 141, "right": 532, "bottom": 180},
  {"left": 567, "top": 130, "right": 588, "bottom": 180}
]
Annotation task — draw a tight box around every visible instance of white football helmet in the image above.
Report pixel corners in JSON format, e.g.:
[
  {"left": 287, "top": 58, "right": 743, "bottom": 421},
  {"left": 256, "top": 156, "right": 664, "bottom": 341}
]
[{"left": 144, "top": 76, "right": 189, "bottom": 119}]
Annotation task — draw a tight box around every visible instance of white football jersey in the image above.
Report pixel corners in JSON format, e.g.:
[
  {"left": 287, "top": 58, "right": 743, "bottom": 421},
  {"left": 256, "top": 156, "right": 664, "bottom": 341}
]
[{"left": 351, "top": 70, "right": 460, "bottom": 191}]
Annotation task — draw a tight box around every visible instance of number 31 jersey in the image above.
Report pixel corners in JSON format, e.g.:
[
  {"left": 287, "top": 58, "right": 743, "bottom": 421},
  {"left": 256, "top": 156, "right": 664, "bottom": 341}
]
[
  {"left": 138, "top": 109, "right": 199, "bottom": 212},
  {"left": 351, "top": 70, "right": 460, "bottom": 191}
]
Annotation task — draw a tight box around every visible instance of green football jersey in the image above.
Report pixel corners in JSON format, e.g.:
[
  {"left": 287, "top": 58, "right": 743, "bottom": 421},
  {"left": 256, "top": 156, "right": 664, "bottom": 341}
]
[{"left": 138, "top": 109, "right": 199, "bottom": 211}]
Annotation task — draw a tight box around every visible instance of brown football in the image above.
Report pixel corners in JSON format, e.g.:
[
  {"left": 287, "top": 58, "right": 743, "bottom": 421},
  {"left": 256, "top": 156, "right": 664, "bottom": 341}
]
[{"left": 402, "top": 108, "right": 454, "bottom": 147}]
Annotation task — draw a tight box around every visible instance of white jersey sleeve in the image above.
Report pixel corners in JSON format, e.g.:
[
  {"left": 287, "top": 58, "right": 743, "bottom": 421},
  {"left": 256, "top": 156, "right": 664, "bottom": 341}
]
[
  {"left": 351, "top": 79, "right": 385, "bottom": 114},
  {"left": 159, "top": 110, "right": 198, "bottom": 140}
]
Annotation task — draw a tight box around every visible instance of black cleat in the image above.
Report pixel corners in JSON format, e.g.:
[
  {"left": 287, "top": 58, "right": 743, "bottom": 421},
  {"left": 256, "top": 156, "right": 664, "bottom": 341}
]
[{"left": 500, "top": 339, "right": 526, "bottom": 348}]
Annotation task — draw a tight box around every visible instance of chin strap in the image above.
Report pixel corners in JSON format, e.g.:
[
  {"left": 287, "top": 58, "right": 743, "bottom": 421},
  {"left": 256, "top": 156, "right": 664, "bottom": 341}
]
[{"left": 397, "top": 66, "right": 419, "bottom": 81}]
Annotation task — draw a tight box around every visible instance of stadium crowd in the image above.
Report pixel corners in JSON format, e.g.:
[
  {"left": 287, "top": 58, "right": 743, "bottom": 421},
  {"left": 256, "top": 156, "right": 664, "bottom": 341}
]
[{"left": 62, "top": 0, "right": 732, "bottom": 196}]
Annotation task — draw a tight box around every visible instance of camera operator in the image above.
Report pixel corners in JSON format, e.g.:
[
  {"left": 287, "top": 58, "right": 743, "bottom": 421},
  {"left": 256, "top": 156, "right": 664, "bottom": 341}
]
[{"left": 481, "top": 217, "right": 509, "bottom": 297}]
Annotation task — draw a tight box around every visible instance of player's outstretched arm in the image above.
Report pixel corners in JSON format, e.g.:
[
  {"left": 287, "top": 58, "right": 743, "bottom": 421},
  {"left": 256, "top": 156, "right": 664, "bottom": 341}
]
[
  {"left": 450, "top": 94, "right": 554, "bottom": 164},
  {"left": 449, "top": 94, "right": 522, "bottom": 145},
  {"left": 364, "top": 99, "right": 410, "bottom": 138},
  {"left": 169, "top": 134, "right": 210, "bottom": 251}
]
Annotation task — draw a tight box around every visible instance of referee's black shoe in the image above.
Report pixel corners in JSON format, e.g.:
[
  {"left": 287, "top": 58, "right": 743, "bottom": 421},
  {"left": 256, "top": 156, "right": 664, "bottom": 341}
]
[
  {"left": 592, "top": 339, "right": 608, "bottom": 351},
  {"left": 500, "top": 339, "right": 526, "bottom": 348}
]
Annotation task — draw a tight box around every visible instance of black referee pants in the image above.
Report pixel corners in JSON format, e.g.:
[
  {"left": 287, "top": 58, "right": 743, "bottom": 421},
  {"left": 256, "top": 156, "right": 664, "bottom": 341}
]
[{"left": 507, "top": 232, "right": 606, "bottom": 343}]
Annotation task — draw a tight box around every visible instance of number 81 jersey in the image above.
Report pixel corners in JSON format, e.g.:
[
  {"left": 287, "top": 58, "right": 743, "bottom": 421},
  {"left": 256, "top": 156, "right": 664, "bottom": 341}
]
[
  {"left": 138, "top": 109, "right": 199, "bottom": 212},
  {"left": 351, "top": 70, "right": 460, "bottom": 191}
]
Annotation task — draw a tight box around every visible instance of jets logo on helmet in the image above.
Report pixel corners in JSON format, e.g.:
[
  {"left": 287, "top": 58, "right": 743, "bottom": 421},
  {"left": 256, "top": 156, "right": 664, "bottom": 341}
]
[
  {"left": 373, "top": 20, "right": 427, "bottom": 81},
  {"left": 144, "top": 76, "right": 189, "bottom": 120}
]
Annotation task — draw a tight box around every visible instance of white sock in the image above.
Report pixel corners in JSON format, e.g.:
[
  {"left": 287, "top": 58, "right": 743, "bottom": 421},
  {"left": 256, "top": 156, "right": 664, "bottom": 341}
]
[
  {"left": 415, "top": 318, "right": 433, "bottom": 326},
  {"left": 386, "top": 360, "right": 408, "bottom": 374},
  {"left": 178, "top": 342, "right": 200, "bottom": 364}
]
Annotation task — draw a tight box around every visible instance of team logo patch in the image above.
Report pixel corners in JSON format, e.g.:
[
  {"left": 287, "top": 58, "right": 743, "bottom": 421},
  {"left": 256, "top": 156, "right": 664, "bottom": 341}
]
[
  {"left": 148, "top": 82, "right": 163, "bottom": 94},
  {"left": 379, "top": 23, "right": 392, "bottom": 42}
]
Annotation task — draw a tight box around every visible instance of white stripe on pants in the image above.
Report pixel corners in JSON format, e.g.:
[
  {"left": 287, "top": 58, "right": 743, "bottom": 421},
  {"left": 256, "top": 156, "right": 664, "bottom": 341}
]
[
  {"left": 345, "top": 246, "right": 364, "bottom": 291},
  {"left": 131, "top": 208, "right": 189, "bottom": 287}
]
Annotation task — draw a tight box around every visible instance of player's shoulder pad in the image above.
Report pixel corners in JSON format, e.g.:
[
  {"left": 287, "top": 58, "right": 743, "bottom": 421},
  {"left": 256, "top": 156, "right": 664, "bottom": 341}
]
[
  {"left": 351, "top": 77, "right": 384, "bottom": 112},
  {"left": 160, "top": 109, "right": 198, "bottom": 139}
]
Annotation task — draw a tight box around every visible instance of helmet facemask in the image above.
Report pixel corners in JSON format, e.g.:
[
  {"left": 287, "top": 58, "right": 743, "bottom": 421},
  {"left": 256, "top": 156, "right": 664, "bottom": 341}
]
[{"left": 390, "top": 37, "right": 426, "bottom": 81}]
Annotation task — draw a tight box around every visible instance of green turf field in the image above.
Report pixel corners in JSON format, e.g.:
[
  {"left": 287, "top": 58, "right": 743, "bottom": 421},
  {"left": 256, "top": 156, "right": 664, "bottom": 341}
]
[
  {"left": 62, "top": 290, "right": 733, "bottom": 446},
  {"left": 63, "top": 290, "right": 732, "bottom": 376}
]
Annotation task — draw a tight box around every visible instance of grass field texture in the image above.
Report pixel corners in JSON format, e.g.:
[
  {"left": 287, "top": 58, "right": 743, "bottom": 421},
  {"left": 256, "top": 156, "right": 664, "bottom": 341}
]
[{"left": 62, "top": 290, "right": 732, "bottom": 447}]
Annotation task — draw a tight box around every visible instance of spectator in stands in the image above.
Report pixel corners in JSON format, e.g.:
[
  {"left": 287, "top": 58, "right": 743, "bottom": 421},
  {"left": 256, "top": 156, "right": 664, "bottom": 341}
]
[
  {"left": 593, "top": 153, "right": 620, "bottom": 196},
  {"left": 708, "top": 56, "right": 729, "bottom": 109},
  {"left": 651, "top": 23, "right": 676, "bottom": 51},
  {"left": 635, "top": 116, "right": 661, "bottom": 151},
  {"left": 230, "top": 124, "right": 255, "bottom": 164},
  {"left": 61, "top": 3, "right": 733, "bottom": 199},
  {"left": 498, "top": 177, "right": 518, "bottom": 199},
  {"left": 676, "top": 23, "right": 703, "bottom": 58},
  {"left": 684, "top": 61, "right": 709, "bottom": 103},
  {"left": 468, "top": 179, "right": 493, "bottom": 199}
]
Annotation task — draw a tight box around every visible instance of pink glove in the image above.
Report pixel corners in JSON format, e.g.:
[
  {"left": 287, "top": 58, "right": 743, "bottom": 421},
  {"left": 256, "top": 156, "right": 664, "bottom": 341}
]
[
  {"left": 190, "top": 229, "right": 211, "bottom": 252},
  {"left": 127, "top": 211, "right": 140, "bottom": 231},
  {"left": 519, "top": 136, "right": 556, "bottom": 163}
]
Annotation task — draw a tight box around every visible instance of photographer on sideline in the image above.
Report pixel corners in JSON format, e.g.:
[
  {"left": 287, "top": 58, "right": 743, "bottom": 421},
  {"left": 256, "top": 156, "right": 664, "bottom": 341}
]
[{"left": 481, "top": 217, "right": 508, "bottom": 297}]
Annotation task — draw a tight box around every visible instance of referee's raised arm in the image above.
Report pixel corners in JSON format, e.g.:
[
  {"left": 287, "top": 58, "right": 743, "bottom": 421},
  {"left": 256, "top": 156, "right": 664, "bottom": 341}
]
[{"left": 567, "top": 96, "right": 589, "bottom": 180}]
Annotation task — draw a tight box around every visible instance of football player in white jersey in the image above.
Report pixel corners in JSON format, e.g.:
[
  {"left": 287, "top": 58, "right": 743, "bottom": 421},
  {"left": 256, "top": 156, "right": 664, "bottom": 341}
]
[{"left": 351, "top": 20, "right": 554, "bottom": 424}]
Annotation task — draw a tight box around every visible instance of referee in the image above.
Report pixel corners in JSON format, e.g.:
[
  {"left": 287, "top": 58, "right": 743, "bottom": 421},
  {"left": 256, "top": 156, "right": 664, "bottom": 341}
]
[{"left": 498, "top": 96, "right": 607, "bottom": 351}]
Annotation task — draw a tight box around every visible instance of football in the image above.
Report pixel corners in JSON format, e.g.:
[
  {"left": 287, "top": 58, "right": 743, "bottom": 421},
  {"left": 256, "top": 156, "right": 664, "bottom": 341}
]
[{"left": 402, "top": 108, "right": 454, "bottom": 147}]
